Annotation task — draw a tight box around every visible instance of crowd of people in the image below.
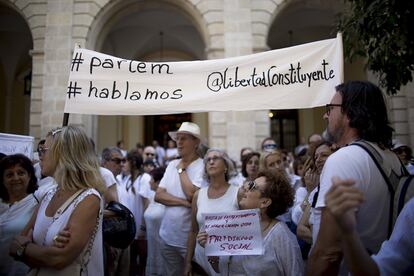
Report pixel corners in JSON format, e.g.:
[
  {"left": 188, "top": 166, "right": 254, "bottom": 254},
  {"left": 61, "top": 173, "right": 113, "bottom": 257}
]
[{"left": 1, "top": 80, "right": 414, "bottom": 276}]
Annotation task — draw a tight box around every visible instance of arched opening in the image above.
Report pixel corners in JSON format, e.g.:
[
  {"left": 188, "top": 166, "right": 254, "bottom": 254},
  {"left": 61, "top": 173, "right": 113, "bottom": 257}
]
[
  {"left": 267, "top": 0, "right": 364, "bottom": 150},
  {"left": 0, "top": 2, "right": 33, "bottom": 135},
  {"left": 89, "top": 1, "right": 208, "bottom": 152}
]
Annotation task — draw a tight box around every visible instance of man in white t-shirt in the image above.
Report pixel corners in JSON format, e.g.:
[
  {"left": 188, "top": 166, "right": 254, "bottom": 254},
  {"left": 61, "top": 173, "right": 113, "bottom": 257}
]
[
  {"left": 155, "top": 122, "right": 205, "bottom": 276},
  {"left": 100, "top": 147, "right": 129, "bottom": 276},
  {"left": 307, "top": 81, "right": 402, "bottom": 275},
  {"left": 101, "top": 147, "right": 126, "bottom": 203}
]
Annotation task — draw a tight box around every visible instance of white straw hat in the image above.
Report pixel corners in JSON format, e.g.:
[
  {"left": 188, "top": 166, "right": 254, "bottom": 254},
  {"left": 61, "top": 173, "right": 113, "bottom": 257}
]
[{"left": 168, "top": 122, "right": 202, "bottom": 141}]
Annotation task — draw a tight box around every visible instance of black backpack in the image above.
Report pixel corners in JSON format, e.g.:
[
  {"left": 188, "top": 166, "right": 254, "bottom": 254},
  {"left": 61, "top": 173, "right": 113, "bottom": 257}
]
[{"left": 352, "top": 140, "right": 414, "bottom": 236}]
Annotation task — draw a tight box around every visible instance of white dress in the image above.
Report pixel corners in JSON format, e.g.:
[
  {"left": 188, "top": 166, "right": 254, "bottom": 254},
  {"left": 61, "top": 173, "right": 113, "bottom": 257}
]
[
  {"left": 32, "top": 188, "right": 104, "bottom": 276},
  {"left": 0, "top": 194, "right": 38, "bottom": 276},
  {"left": 122, "top": 173, "right": 152, "bottom": 239},
  {"left": 144, "top": 196, "right": 165, "bottom": 276},
  {"left": 195, "top": 185, "right": 239, "bottom": 275},
  {"left": 220, "top": 222, "right": 304, "bottom": 276}
]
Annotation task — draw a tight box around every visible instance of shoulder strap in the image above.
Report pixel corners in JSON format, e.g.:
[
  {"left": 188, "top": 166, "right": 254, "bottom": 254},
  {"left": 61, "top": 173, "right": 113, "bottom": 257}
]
[
  {"left": 351, "top": 141, "right": 395, "bottom": 237},
  {"left": 397, "top": 175, "right": 414, "bottom": 214},
  {"left": 352, "top": 141, "right": 395, "bottom": 193},
  {"left": 311, "top": 184, "right": 320, "bottom": 208},
  {"left": 53, "top": 189, "right": 84, "bottom": 220}
]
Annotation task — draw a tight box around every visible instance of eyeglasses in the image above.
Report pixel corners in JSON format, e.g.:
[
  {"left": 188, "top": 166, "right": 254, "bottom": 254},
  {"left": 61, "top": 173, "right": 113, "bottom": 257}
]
[
  {"left": 325, "top": 104, "right": 342, "bottom": 116},
  {"left": 145, "top": 153, "right": 155, "bottom": 157},
  {"left": 111, "top": 158, "right": 126, "bottom": 164},
  {"left": 206, "top": 156, "right": 223, "bottom": 163},
  {"left": 38, "top": 147, "right": 49, "bottom": 155}
]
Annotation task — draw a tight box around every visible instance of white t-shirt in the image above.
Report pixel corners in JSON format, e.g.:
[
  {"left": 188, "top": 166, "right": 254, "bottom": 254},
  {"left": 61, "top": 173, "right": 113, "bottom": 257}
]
[
  {"left": 116, "top": 173, "right": 130, "bottom": 207},
  {"left": 314, "top": 144, "right": 401, "bottom": 254},
  {"left": 372, "top": 198, "right": 414, "bottom": 275},
  {"left": 99, "top": 167, "right": 116, "bottom": 189},
  {"left": 158, "top": 158, "right": 204, "bottom": 248},
  {"left": 165, "top": 148, "right": 178, "bottom": 166}
]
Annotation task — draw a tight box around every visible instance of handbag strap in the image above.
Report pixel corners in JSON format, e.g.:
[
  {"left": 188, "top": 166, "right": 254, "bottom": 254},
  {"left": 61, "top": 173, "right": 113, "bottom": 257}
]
[
  {"left": 80, "top": 206, "right": 102, "bottom": 275},
  {"left": 53, "top": 189, "right": 85, "bottom": 221}
]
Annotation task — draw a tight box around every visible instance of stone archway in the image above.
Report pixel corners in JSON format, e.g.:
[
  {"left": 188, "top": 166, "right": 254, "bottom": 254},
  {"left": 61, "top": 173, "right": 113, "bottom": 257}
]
[
  {"left": 75, "top": 0, "right": 214, "bottom": 152},
  {"left": 0, "top": 1, "right": 34, "bottom": 135},
  {"left": 263, "top": 0, "right": 366, "bottom": 146},
  {"left": 0, "top": 0, "right": 47, "bottom": 141}
]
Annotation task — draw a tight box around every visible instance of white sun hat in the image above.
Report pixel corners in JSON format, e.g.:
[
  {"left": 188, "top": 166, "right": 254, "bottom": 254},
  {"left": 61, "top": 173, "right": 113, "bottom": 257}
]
[{"left": 168, "top": 122, "right": 203, "bottom": 142}]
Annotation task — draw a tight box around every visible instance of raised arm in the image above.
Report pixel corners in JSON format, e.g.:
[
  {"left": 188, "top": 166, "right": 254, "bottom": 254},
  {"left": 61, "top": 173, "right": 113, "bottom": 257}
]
[
  {"left": 155, "top": 187, "right": 191, "bottom": 207},
  {"left": 325, "top": 179, "right": 379, "bottom": 276},
  {"left": 177, "top": 163, "right": 199, "bottom": 201},
  {"left": 306, "top": 207, "right": 343, "bottom": 275}
]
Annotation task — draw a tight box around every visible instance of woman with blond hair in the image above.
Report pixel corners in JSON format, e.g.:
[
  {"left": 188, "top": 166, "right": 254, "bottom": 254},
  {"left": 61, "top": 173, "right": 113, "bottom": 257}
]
[
  {"left": 261, "top": 151, "right": 283, "bottom": 172},
  {"left": 10, "top": 126, "right": 106, "bottom": 275}
]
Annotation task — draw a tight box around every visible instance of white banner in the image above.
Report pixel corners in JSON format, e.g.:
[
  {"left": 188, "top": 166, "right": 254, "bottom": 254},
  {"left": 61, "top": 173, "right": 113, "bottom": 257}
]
[
  {"left": 203, "top": 209, "right": 263, "bottom": 256},
  {"left": 0, "top": 132, "right": 34, "bottom": 159},
  {"left": 64, "top": 34, "right": 343, "bottom": 115}
]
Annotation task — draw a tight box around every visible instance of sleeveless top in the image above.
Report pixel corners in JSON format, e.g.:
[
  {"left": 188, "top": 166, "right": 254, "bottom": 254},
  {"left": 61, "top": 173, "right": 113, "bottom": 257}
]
[
  {"left": 196, "top": 184, "right": 239, "bottom": 229},
  {"left": 195, "top": 184, "right": 239, "bottom": 276},
  {"left": 32, "top": 187, "right": 103, "bottom": 276}
]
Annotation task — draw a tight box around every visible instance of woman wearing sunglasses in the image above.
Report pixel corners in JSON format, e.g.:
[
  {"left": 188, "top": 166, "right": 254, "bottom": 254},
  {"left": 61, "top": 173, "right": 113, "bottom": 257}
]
[
  {"left": 198, "top": 169, "right": 304, "bottom": 276},
  {"left": 184, "top": 149, "right": 240, "bottom": 276},
  {"left": 9, "top": 126, "right": 106, "bottom": 275}
]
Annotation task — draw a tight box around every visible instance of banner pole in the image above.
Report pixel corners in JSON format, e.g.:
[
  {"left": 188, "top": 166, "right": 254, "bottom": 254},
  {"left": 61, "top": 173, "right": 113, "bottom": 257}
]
[{"left": 62, "top": 113, "right": 69, "bottom": 127}]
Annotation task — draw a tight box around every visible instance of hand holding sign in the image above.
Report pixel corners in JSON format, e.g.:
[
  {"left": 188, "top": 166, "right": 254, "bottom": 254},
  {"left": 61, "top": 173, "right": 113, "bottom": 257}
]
[{"left": 203, "top": 209, "right": 263, "bottom": 256}]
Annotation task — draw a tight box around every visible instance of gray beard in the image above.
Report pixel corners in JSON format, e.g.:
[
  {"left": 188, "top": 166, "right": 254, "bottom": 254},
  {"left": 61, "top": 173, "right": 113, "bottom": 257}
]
[{"left": 323, "top": 128, "right": 342, "bottom": 144}]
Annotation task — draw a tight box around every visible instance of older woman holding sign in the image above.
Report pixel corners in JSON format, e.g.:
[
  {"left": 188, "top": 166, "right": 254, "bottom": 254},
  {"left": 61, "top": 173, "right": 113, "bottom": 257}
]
[
  {"left": 9, "top": 126, "right": 106, "bottom": 275},
  {"left": 199, "top": 169, "right": 303, "bottom": 275},
  {"left": 184, "top": 148, "right": 240, "bottom": 275}
]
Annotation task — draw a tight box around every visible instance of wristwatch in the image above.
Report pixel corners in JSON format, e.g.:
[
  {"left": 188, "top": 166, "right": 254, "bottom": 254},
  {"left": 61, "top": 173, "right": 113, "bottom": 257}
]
[{"left": 178, "top": 167, "right": 186, "bottom": 174}]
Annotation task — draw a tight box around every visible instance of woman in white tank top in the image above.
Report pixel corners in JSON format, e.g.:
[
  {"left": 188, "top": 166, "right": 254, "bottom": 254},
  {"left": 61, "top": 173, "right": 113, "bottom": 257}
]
[
  {"left": 184, "top": 148, "right": 240, "bottom": 275},
  {"left": 9, "top": 126, "right": 106, "bottom": 276}
]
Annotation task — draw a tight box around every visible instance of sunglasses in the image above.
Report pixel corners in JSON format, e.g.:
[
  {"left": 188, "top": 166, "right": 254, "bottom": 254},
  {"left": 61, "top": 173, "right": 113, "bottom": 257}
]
[
  {"left": 247, "top": 180, "right": 265, "bottom": 194},
  {"left": 111, "top": 158, "right": 126, "bottom": 164},
  {"left": 145, "top": 153, "right": 155, "bottom": 156},
  {"left": 38, "top": 147, "right": 49, "bottom": 156},
  {"left": 263, "top": 144, "right": 277, "bottom": 150},
  {"left": 325, "top": 104, "right": 342, "bottom": 116}
]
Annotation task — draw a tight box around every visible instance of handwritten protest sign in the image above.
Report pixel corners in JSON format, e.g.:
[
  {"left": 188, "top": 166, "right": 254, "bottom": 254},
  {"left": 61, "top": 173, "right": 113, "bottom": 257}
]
[
  {"left": 0, "top": 133, "right": 34, "bottom": 159},
  {"left": 203, "top": 209, "right": 263, "bottom": 256},
  {"left": 64, "top": 34, "right": 343, "bottom": 115}
]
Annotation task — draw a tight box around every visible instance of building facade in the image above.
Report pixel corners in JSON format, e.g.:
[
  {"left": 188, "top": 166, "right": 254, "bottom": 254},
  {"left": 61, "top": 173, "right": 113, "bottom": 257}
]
[{"left": 1, "top": 0, "right": 413, "bottom": 161}]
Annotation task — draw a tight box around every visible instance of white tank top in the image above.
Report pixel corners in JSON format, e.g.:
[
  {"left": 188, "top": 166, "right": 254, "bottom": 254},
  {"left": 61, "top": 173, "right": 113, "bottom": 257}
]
[
  {"left": 196, "top": 184, "right": 239, "bottom": 229},
  {"left": 32, "top": 187, "right": 104, "bottom": 276}
]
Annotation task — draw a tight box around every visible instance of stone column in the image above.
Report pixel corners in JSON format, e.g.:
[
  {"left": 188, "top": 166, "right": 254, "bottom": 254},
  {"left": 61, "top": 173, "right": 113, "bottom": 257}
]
[
  {"left": 207, "top": 0, "right": 270, "bottom": 163},
  {"left": 41, "top": 0, "right": 74, "bottom": 136}
]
